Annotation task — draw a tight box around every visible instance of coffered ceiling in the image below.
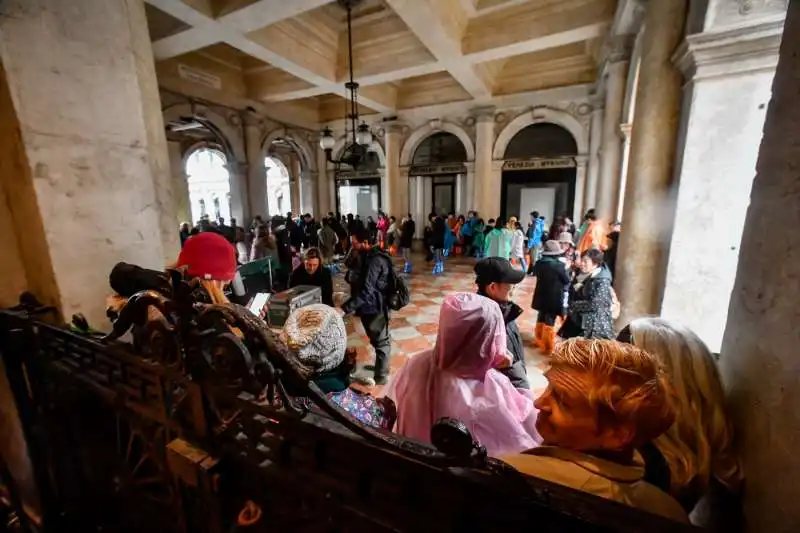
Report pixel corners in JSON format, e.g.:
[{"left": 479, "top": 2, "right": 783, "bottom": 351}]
[{"left": 146, "top": 0, "right": 615, "bottom": 122}]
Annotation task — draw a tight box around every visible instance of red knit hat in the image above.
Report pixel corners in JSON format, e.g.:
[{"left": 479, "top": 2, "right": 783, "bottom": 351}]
[{"left": 177, "top": 232, "right": 237, "bottom": 281}]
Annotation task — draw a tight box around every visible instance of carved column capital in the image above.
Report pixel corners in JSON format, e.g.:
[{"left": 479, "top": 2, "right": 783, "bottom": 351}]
[
  {"left": 472, "top": 106, "right": 497, "bottom": 123},
  {"left": 224, "top": 161, "right": 248, "bottom": 175}
]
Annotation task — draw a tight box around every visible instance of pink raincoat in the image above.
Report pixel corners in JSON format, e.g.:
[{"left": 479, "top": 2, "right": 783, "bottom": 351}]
[{"left": 383, "top": 293, "right": 542, "bottom": 456}]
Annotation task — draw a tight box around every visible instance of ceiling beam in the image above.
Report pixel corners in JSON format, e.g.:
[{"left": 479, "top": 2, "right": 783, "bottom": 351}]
[
  {"left": 147, "top": 0, "right": 334, "bottom": 84},
  {"left": 464, "top": 22, "right": 607, "bottom": 63},
  {"left": 385, "top": 0, "right": 491, "bottom": 98}
]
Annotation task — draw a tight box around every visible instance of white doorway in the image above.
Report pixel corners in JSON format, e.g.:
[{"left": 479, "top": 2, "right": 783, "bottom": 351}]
[{"left": 520, "top": 187, "right": 556, "bottom": 225}]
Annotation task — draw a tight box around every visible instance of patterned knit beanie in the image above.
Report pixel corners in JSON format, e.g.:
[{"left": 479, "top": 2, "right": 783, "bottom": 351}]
[{"left": 279, "top": 304, "right": 347, "bottom": 376}]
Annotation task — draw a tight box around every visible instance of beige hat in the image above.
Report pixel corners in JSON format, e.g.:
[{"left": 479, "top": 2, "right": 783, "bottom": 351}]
[
  {"left": 542, "top": 240, "right": 564, "bottom": 256},
  {"left": 558, "top": 231, "right": 574, "bottom": 244}
]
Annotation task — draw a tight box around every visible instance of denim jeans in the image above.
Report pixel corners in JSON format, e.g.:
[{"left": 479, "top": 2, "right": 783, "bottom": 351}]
[{"left": 361, "top": 313, "right": 391, "bottom": 380}]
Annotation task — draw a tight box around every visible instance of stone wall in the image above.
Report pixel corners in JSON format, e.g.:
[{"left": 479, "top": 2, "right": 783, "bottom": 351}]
[{"left": 718, "top": 1, "right": 800, "bottom": 529}]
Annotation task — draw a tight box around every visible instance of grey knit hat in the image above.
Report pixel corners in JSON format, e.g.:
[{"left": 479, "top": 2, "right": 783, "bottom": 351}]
[{"left": 279, "top": 304, "right": 347, "bottom": 376}]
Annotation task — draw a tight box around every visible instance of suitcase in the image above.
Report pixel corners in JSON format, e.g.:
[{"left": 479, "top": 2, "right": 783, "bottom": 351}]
[{"left": 266, "top": 285, "right": 323, "bottom": 328}]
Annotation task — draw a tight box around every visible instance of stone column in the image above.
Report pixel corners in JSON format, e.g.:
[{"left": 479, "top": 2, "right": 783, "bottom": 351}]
[
  {"left": 397, "top": 167, "right": 410, "bottom": 217},
  {"left": 422, "top": 177, "right": 433, "bottom": 222},
  {"left": 0, "top": 0, "right": 179, "bottom": 328},
  {"left": 659, "top": 15, "right": 784, "bottom": 353},
  {"left": 168, "top": 141, "right": 191, "bottom": 224},
  {"left": 615, "top": 0, "right": 688, "bottom": 325},
  {"left": 718, "top": 2, "right": 798, "bottom": 529},
  {"left": 464, "top": 161, "right": 476, "bottom": 212},
  {"left": 289, "top": 153, "right": 301, "bottom": 215},
  {"left": 473, "top": 107, "right": 496, "bottom": 217},
  {"left": 415, "top": 175, "right": 425, "bottom": 239},
  {"left": 597, "top": 53, "right": 630, "bottom": 221},
  {"left": 244, "top": 113, "right": 266, "bottom": 219},
  {"left": 487, "top": 160, "right": 504, "bottom": 218},
  {"left": 455, "top": 173, "right": 464, "bottom": 214},
  {"left": 617, "top": 123, "right": 632, "bottom": 221},
  {"left": 316, "top": 148, "right": 331, "bottom": 216},
  {"left": 384, "top": 123, "right": 404, "bottom": 216},
  {"left": 224, "top": 161, "right": 247, "bottom": 223},
  {"left": 573, "top": 156, "right": 589, "bottom": 222},
  {"left": 303, "top": 172, "right": 318, "bottom": 216},
  {"left": 585, "top": 97, "right": 604, "bottom": 211}
]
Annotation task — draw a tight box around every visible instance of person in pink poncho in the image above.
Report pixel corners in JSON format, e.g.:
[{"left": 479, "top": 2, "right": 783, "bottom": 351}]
[{"left": 383, "top": 292, "right": 542, "bottom": 456}]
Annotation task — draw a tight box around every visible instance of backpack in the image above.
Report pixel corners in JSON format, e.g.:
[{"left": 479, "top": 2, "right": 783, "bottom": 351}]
[{"left": 377, "top": 252, "right": 410, "bottom": 311}]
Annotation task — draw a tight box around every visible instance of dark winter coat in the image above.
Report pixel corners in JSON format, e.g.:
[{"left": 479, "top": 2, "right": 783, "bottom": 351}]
[
  {"left": 432, "top": 218, "right": 446, "bottom": 249},
  {"left": 605, "top": 230, "right": 620, "bottom": 283},
  {"left": 570, "top": 267, "right": 614, "bottom": 339},
  {"left": 479, "top": 293, "right": 529, "bottom": 390},
  {"left": 400, "top": 219, "right": 416, "bottom": 248},
  {"left": 289, "top": 264, "right": 334, "bottom": 306},
  {"left": 342, "top": 248, "right": 391, "bottom": 316},
  {"left": 532, "top": 256, "right": 570, "bottom": 315}
]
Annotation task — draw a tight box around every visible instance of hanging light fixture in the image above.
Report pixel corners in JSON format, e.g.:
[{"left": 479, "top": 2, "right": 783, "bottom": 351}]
[{"left": 319, "top": 0, "right": 377, "bottom": 171}]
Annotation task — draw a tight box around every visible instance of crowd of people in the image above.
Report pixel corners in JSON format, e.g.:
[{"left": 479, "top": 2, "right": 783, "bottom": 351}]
[{"left": 173, "top": 206, "right": 740, "bottom": 528}]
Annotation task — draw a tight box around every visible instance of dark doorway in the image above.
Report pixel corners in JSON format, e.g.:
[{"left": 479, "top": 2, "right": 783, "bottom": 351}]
[{"left": 432, "top": 176, "right": 456, "bottom": 216}]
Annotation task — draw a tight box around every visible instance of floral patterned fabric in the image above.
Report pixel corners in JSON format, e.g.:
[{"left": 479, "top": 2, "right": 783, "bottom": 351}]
[{"left": 300, "top": 388, "right": 395, "bottom": 430}]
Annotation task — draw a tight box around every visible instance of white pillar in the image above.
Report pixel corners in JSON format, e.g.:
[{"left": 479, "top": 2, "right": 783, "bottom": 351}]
[
  {"left": 224, "top": 161, "right": 247, "bottom": 223},
  {"left": 244, "top": 114, "right": 266, "bottom": 220},
  {"left": 660, "top": 17, "right": 783, "bottom": 353},
  {"left": 617, "top": 123, "right": 632, "bottom": 222},
  {"left": 415, "top": 175, "right": 426, "bottom": 238},
  {"left": 574, "top": 157, "right": 588, "bottom": 222},
  {"left": 464, "top": 161, "right": 476, "bottom": 212},
  {"left": 423, "top": 177, "right": 433, "bottom": 222},
  {"left": 455, "top": 173, "right": 464, "bottom": 215},
  {"left": 473, "top": 107, "right": 496, "bottom": 217},
  {"left": 596, "top": 57, "right": 629, "bottom": 221},
  {"left": 316, "top": 147, "right": 332, "bottom": 216},
  {"left": 300, "top": 173, "right": 316, "bottom": 216},
  {"left": 585, "top": 98, "right": 604, "bottom": 211}
]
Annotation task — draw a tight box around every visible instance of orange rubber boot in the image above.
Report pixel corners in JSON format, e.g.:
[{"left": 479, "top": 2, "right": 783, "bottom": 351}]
[
  {"left": 533, "top": 322, "right": 545, "bottom": 348},
  {"left": 542, "top": 325, "right": 557, "bottom": 355}
]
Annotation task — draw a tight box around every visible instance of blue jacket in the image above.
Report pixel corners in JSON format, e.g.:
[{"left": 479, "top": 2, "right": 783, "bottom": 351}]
[
  {"left": 527, "top": 218, "right": 545, "bottom": 248},
  {"left": 461, "top": 217, "right": 476, "bottom": 238}
]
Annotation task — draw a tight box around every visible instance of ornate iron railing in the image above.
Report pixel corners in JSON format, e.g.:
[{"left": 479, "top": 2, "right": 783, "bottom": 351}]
[{"left": 0, "top": 290, "right": 699, "bottom": 533}]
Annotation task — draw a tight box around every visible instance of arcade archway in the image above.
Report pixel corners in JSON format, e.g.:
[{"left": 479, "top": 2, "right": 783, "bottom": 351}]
[
  {"left": 500, "top": 123, "right": 579, "bottom": 225},
  {"left": 185, "top": 147, "right": 231, "bottom": 225},
  {"left": 265, "top": 156, "right": 291, "bottom": 216}
]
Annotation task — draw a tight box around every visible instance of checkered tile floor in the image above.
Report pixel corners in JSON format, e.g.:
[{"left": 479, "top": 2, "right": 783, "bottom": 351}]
[{"left": 335, "top": 253, "right": 550, "bottom": 396}]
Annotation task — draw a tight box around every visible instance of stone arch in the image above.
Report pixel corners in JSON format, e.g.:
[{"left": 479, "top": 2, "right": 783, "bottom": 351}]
[
  {"left": 493, "top": 107, "right": 588, "bottom": 159},
  {"left": 262, "top": 127, "right": 317, "bottom": 173},
  {"left": 401, "top": 121, "right": 475, "bottom": 166},
  {"left": 161, "top": 103, "right": 246, "bottom": 163},
  {"left": 330, "top": 134, "right": 387, "bottom": 168}
]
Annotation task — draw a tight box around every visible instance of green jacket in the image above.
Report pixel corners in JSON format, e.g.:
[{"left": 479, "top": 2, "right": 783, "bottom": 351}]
[{"left": 484, "top": 228, "right": 512, "bottom": 259}]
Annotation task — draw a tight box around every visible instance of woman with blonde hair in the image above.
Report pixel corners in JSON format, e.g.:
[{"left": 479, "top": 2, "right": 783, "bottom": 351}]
[{"left": 617, "top": 318, "right": 743, "bottom": 523}]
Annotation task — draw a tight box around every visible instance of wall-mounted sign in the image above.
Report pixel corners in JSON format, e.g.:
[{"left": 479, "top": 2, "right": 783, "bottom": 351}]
[
  {"left": 407, "top": 164, "right": 466, "bottom": 176},
  {"left": 336, "top": 170, "right": 382, "bottom": 180},
  {"left": 178, "top": 64, "right": 222, "bottom": 90},
  {"left": 502, "top": 157, "right": 577, "bottom": 171}
]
